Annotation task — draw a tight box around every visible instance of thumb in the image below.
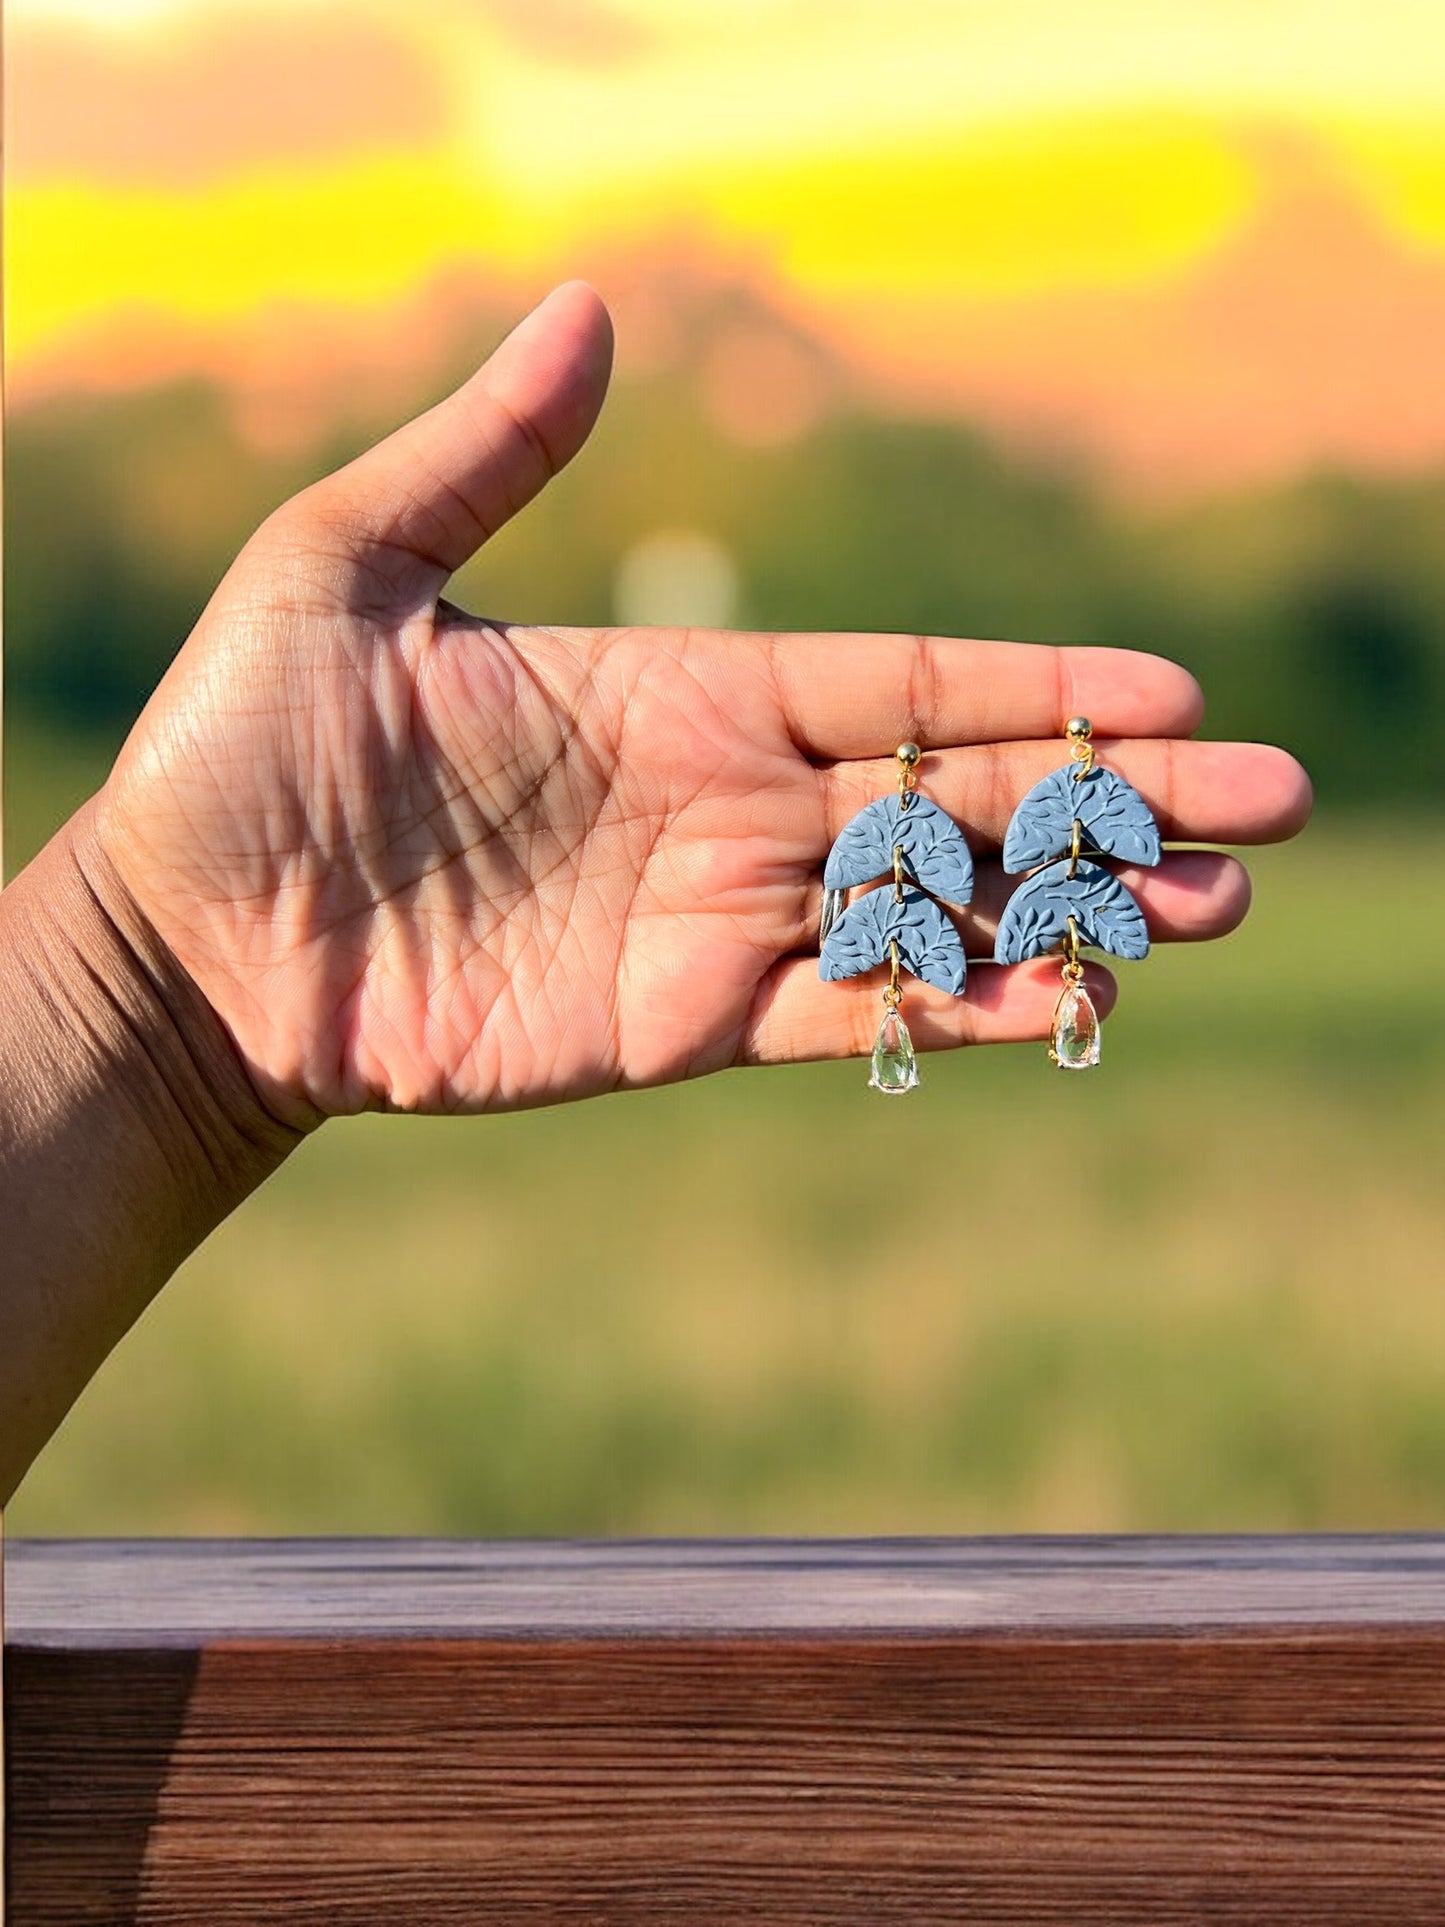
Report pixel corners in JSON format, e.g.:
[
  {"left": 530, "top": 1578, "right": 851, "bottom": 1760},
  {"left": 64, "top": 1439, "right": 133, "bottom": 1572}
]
[{"left": 288, "top": 281, "right": 614, "bottom": 602}]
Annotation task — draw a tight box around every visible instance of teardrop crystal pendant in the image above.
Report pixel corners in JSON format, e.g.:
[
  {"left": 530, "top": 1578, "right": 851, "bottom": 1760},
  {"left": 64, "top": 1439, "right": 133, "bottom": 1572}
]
[
  {"left": 1050, "top": 982, "right": 1101, "bottom": 1071},
  {"left": 869, "top": 1007, "right": 920, "bottom": 1095}
]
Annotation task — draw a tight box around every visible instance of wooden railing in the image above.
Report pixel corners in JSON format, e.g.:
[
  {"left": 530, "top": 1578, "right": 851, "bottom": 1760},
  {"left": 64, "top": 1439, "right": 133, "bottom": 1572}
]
[{"left": 5, "top": 1536, "right": 1445, "bottom": 1922}]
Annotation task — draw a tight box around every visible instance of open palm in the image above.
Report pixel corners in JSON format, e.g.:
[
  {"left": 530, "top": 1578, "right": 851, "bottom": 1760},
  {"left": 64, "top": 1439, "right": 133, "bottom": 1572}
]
[{"left": 95, "top": 285, "right": 1309, "bottom": 1123}]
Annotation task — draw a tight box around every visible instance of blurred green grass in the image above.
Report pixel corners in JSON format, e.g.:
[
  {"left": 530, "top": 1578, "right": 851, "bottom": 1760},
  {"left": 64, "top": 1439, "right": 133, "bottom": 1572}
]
[{"left": 7, "top": 725, "right": 1443, "bottom": 1537}]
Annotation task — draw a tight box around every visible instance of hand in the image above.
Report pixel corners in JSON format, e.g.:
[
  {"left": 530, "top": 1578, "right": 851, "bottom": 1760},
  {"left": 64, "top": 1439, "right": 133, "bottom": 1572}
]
[
  {"left": 0, "top": 281, "right": 1313, "bottom": 1493},
  {"left": 94, "top": 283, "right": 1310, "bottom": 1123}
]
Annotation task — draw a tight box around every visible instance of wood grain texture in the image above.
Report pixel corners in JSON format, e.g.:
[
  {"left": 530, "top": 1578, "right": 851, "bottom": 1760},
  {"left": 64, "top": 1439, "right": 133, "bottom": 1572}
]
[{"left": 7, "top": 1537, "right": 1445, "bottom": 1924}]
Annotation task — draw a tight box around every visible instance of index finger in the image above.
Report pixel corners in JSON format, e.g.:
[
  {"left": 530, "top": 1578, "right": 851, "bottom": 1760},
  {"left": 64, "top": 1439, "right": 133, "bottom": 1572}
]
[{"left": 766, "top": 633, "right": 1204, "bottom": 759}]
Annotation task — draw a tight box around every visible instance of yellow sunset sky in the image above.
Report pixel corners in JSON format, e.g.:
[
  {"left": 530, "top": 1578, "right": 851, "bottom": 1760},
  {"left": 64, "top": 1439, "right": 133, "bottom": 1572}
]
[{"left": 7, "top": 0, "right": 1445, "bottom": 489}]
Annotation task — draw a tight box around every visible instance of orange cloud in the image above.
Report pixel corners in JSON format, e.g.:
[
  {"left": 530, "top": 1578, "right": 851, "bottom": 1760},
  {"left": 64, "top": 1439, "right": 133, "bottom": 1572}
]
[
  {"left": 10, "top": 11, "right": 444, "bottom": 189},
  {"left": 817, "top": 134, "right": 1445, "bottom": 494},
  {"left": 8, "top": 1, "right": 1445, "bottom": 496}
]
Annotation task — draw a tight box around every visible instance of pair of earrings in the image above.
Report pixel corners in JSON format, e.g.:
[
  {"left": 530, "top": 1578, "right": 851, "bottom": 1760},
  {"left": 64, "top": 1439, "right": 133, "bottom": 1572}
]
[{"left": 818, "top": 720, "right": 1161, "bottom": 1092}]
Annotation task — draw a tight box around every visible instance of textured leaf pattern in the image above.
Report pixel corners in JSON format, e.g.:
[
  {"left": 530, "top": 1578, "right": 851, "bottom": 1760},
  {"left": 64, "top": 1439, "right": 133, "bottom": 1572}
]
[
  {"left": 820, "top": 886, "right": 967, "bottom": 993},
  {"left": 824, "top": 795, "right": 974, "bottom": 905},
  {"left": 994, "top": 860, "right": 1150, "bottom": 965},
  {"left": 1002, "top": 765, "right": 1162, "bottom": 873}
]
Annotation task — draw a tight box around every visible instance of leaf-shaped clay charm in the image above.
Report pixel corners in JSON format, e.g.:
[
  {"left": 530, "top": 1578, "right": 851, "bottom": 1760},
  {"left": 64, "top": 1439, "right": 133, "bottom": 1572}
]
[
  {"left": 1001, "top": 765, "right": 1162, "bottom": 873},
  {"left": 823, "top": 795, "right": 974, "bottom": 905},
  {"left": 994, "top": 860, "right": 1149, "bottom": 965},
  {"left": 820, "top": 886, "right": 967, "bottom": 994}
]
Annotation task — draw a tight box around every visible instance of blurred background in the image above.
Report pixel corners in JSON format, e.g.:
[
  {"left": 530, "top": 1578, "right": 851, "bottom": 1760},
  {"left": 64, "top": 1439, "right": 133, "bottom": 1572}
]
[{"left": 4, "top": 0, "right": 1443, "bottom": 1535}]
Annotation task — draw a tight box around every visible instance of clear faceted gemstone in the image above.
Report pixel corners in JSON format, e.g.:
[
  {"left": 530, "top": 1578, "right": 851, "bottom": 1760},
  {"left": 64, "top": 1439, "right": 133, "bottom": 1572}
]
[
  {"left": 1051, "top": 983, "right": 1101, "bottom": 1070},
  {"left": 869, "top": 1008, "right": 920, "bottom": 1095}
]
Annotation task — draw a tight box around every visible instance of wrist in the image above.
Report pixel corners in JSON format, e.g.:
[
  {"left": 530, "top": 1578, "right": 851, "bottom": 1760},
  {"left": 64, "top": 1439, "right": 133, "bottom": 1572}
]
[
  {"left": 0, "top": 800, "right": 309, "bottom": 1498},
  {"left": 38, "top": 795, "right": 314, "bottom": 1184}
]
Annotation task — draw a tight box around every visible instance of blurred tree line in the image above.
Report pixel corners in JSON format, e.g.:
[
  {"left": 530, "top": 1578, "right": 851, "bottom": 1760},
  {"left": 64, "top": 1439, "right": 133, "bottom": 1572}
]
[{"left": 8, "top": 330, "right": 1443, "bottom": 811}]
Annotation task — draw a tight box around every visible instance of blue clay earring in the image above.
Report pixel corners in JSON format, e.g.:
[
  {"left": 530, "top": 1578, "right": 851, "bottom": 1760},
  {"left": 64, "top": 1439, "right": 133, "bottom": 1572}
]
[
  {"left": 819, "top": 742, "right": 974, "bottom": 1095},
  {"left": 994, "top": 717, "right": 1161, "bottom": 1070}
]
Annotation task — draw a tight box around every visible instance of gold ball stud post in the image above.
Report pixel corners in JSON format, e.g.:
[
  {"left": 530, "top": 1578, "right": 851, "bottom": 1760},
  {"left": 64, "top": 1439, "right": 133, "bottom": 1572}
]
[
  {"left": 895, "top": 740, "right": 922, "bottom": 802},
  {"left": 1065, "top": 715, "right": 1095, "bottom": 776}
]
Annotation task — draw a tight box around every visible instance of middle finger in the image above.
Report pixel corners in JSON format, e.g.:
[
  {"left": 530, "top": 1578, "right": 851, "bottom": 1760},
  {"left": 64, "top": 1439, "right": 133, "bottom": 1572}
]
[{"left": 820, "top": 737, "right": 1311, "bottom": 852}]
